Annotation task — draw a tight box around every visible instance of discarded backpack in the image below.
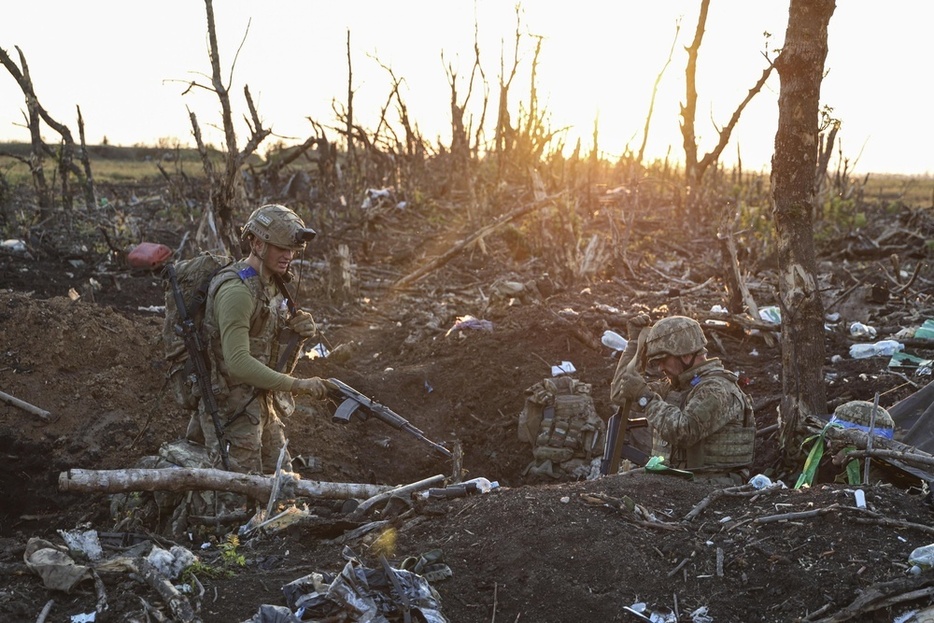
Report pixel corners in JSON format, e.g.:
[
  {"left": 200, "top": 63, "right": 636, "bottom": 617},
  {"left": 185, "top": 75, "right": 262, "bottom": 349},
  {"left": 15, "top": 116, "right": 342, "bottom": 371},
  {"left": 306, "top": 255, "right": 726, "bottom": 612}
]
[
  {"left": 162, "top": 252, "right": 231, "bottom": 410},
  {"left": 518, "top": 376, "right": 605, "bottom": 477}
]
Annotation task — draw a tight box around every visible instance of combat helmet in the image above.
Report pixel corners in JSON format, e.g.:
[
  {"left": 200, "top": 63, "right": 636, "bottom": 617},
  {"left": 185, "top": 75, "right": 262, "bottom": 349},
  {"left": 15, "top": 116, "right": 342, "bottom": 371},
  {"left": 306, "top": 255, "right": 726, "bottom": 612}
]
[
  {"left": 830, "top": 400, "right": 895, "bottom": 438},
  {"left": 644, "top": 316, "right": 707, "bottom": 365},
  {"left": 241, "top": 204, "right": 316, "bottom": 250}
]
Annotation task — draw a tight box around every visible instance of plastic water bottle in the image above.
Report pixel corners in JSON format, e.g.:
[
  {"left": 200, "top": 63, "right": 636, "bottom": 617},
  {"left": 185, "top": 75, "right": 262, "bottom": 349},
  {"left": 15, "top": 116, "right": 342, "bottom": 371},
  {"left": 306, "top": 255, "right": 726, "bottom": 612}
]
[
  {"left": 601, "top": 330, "right": 628, "bottom": 352},
  {"left": 849, "top": 340, "right": 903, "bottom": 359}
]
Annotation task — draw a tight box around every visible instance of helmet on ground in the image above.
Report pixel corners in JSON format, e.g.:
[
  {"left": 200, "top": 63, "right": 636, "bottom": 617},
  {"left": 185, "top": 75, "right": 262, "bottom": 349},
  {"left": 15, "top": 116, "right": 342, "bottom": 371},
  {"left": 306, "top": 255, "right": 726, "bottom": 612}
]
[
  {"left": 644, "top": 316, "right": 707, "bottom": 364},
  {"left": 241, "top": 204, "right": 316, "bottom": 250},
  {"left": 831, "top": 400, "right": 895, "bottom": 435}
]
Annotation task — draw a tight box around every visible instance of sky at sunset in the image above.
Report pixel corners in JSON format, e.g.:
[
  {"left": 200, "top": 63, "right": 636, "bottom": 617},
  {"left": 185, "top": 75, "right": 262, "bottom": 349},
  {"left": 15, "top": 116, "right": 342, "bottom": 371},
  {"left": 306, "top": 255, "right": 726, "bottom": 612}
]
[{"left": 1, "top": 1, "right": 931, "bottom": 175}]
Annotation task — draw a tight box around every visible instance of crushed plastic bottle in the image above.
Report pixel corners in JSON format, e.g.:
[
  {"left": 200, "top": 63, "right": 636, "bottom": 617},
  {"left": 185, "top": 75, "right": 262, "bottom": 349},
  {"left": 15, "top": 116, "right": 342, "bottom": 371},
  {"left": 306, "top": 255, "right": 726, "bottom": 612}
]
[
  {"left": 909, "top": 544, "right": 934, "bottom": 572},
  {"left": 849, "top": 322, "right": 878, "bottom": 339},
  {"left": 748, "top": 474, "right": 773, "bottom": 489},
  {"left": 462, "top": 477, "right": 500, "bottom": 493},
  {"left": 849, "top": 340, "right": 903, "bottom": 359}
]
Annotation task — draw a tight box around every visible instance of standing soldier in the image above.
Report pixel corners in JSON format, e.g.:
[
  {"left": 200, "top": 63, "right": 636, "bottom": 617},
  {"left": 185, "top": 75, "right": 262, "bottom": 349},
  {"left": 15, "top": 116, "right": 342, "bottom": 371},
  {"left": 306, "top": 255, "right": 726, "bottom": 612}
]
[{"left": 188, "top": 204, "right": 335, "bottom": 474}]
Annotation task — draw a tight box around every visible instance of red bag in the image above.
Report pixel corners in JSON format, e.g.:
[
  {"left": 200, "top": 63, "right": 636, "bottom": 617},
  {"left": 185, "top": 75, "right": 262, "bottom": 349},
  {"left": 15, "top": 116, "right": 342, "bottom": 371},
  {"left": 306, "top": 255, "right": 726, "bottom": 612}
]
[{"left": 127, "top": 242, "right": 173, "bottom": 269}]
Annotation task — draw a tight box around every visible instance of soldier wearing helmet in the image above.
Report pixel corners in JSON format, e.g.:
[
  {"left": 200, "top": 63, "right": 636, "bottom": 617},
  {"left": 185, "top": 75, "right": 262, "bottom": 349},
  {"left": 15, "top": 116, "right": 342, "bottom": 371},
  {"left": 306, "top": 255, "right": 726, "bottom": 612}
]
[
  {"left": 611, "top": 315, "right": 756, "bottom": 481},
  {"left": 187, "top": 204, "right": 334, "bottom": 476}
]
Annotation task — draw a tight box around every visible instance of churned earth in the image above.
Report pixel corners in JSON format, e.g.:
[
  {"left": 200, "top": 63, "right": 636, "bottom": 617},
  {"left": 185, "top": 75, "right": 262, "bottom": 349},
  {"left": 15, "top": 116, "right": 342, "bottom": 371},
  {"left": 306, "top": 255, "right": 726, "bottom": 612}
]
[{"left": 1, "top": 191, "right": 934, "bottom": 622}]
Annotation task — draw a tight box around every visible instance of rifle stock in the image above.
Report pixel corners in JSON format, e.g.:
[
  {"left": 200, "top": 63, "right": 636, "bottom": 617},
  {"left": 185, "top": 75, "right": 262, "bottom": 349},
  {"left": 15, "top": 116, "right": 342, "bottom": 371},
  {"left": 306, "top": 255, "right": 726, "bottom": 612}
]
[
  {"left": 165, "top": 263, "right": 231, "bottom": 470},
  {"left": 600, "top": 406, "right": 648, "bottom": 475},
  {"left": 601, "top": 328, "right": 651, "bottom": 476},
  {"left": 328, "top": 378, "right": 453, "bottom": 459}
]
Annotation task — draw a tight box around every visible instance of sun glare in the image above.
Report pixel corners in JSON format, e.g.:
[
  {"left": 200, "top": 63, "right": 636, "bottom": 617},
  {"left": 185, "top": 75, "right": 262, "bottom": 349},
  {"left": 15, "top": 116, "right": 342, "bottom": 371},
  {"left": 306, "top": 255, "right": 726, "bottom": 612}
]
[{"left": 0, "top": 1, "right": 931, "bottom": 175}]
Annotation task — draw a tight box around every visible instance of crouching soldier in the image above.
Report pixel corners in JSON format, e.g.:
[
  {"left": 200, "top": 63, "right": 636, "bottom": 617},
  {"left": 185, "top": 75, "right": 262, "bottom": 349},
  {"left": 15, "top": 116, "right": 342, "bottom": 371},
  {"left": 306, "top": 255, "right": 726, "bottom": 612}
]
[{"left": 611, "top": 315, "right": 756, "bottom": 484}]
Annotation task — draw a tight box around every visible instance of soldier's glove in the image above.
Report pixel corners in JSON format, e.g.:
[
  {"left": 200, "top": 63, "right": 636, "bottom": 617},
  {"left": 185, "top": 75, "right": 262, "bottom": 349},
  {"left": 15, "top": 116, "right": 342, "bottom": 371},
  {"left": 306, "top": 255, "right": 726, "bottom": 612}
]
[
  {"left": 627, "top": 312, "right": 651, "bottom": 339},
  {"left": 288, "top": 310, "right": 317, "bottom": 338},
  {"left": 293, "top": 377, "right": 337, "bottom": 400},
  {"left": 615, "top": 372, "right": 649, "bottom": 402}
]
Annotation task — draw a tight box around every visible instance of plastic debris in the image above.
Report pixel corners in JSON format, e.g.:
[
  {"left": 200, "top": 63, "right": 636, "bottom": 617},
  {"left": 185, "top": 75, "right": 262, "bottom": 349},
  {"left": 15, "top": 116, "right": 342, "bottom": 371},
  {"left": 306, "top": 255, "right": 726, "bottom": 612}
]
[
  {"left": 759, "top": 306, "right": 781, "bottom": 324},
  {"left": 1, "top": 239, "right": 28, "bottom": 255},
  {"left": 126, "top": 241, "right": 173, "bottom": 269},
  {"left": 445, "top": 315, "right": 493, "bottom": 336},
  {"left": 146, "top": 544, "right": 197, "bottom": 580},
  {"left": 277, "top": 550, "right": 450, "bottom": 623},
  {"left": 849, "top": 340, "right": 903, "bottom": 359},
  {"left": 909, "top": 544, "right": 934, "bottom": 574},
  {"left": 849, "top": 321, "right": 877, "bottom": 339},
  {"left": 854, "top": 489, "right": 866, "bottom": 509},
  {"left": 551, "top": 360, "right": 576, "bottom": 376},
  {"left": 601, "top": 330, "right": 628, "bottom": 352},
  {"left": 58, "top": 529, "right": 103, "bottom": 561},
  {"left": 748, "top": 474, "right": 772, "bottom": 489}
]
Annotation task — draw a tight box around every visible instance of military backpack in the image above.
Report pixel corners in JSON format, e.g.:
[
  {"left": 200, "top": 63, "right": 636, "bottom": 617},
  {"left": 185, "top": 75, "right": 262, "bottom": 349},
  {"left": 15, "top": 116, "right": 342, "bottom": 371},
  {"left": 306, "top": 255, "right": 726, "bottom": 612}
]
[
  {"left": 518, "top": 376, "right": 605, "bottom": 476},
  {"left": 162, "top": 252, "right": 231, "bottom": 410}
]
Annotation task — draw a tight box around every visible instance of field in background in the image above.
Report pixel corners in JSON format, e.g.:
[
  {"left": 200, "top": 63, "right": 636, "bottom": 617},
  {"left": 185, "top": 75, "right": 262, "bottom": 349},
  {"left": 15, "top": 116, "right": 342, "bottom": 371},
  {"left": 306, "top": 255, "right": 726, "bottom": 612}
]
[
  {"left": 0, "top": 142, "right": 216, "bottom": 184},
  {"left": 1, "top": 141, "right": 932, "bottom": 207}
]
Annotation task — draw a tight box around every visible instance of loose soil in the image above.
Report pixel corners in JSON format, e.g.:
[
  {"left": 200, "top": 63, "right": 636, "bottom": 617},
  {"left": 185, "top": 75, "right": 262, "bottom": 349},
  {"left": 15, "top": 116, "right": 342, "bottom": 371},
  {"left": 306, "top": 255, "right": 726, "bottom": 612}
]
[{"left": 2, "top": 185, "right": 934, "bottom": 623}]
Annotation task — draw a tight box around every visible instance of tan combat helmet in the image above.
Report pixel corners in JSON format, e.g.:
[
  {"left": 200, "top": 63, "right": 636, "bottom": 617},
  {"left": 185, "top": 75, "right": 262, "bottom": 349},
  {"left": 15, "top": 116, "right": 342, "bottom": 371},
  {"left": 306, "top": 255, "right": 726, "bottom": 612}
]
[
  {"left": 831, "top": 400, "right": 895, "bottom": 438},
  {"left": 644, "top": 316, "right": 707, "bottom": 365},
  {"left": 242, "top": 204, "right": 316, "bottom": 251}
]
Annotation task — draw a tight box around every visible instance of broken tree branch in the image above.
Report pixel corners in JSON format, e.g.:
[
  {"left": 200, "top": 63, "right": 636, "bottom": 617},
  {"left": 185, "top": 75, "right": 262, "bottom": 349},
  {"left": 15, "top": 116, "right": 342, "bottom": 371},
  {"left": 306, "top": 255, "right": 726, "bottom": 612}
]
[
  {"left": 0, "top": 390, "right": 51, "bottom": 421},
  {"left": 393, "top": 193, "right": 564, "bottom": 289}
]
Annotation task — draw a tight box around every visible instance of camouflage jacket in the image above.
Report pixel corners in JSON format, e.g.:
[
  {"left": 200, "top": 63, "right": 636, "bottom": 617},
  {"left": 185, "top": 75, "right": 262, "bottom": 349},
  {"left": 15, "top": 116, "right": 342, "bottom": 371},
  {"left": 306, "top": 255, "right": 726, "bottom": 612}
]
[{"left": 643, "top": 358, "right": 755, "bottom": 471}]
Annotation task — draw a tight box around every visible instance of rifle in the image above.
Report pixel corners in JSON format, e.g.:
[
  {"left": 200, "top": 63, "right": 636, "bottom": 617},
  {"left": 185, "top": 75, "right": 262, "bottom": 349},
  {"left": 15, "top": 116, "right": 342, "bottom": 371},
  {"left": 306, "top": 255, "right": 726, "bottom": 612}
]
[
  {"left": 327, "top": 378, "right": 453, "bottom": 459},
  {"left": 165, "top": 263, "right": 231, "bottom": 470},
  {"left": 601, "top": 409, "right": 649, "bottom": 473},
  {"left": 600, "top": 329, "right": 650, "bottom": 476}
]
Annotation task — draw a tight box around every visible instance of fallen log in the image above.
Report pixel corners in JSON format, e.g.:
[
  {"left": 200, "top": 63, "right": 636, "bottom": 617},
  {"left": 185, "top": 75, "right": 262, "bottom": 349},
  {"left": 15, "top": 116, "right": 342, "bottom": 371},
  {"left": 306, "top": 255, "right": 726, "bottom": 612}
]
[{"left": 59, "top": 468, "right": 391, "bottom": 502}]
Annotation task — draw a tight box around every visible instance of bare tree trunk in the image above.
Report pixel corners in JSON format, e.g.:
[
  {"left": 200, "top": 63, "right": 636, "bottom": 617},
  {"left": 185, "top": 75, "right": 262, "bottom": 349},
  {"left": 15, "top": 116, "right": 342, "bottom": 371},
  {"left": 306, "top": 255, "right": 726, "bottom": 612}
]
[
  {"left": 198, "top": 0, "right": 270, "bottom": 251},
  {"left": 679, "top": 0, "right": 775, "bottom": 223},
  {"left": 771, "top": 0, "right": 835, "bottom": 462},
  {"left": 76, "top": 106, "right": 96, "bottom": 210},
  {"left": 59, "top": 467, "right": 391, "bottom": 502}
]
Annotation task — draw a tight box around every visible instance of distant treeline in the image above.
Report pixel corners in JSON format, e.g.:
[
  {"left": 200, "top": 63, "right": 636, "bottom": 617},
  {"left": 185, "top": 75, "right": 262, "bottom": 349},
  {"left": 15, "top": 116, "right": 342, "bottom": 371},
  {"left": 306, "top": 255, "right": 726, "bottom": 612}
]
[{"left": 0, "top": 141, "right": 210, "bottom": 162}]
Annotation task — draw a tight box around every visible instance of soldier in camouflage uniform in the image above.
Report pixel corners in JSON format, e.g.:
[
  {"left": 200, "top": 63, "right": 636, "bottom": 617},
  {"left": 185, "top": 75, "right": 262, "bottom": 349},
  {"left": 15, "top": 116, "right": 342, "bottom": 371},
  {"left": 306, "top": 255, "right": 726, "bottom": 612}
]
[
  {"left": 611, "top": 316, "right": 756, "bottom": 481},
  {"left": 188, "top": 204, "right": 335, "bottom": 475}
]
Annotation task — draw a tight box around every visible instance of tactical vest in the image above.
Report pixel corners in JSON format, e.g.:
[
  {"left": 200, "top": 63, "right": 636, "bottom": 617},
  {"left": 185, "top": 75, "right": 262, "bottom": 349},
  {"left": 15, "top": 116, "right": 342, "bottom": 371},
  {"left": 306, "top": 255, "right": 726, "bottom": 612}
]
[
  {"left": 675, "top": 369, "right": 755, "bottom": 471},
  {"left": 518, "top": 376, "right": 605, "bottom": 467},
  {"left": 202, "top": 262, "right": 293, "bottom": 417}
]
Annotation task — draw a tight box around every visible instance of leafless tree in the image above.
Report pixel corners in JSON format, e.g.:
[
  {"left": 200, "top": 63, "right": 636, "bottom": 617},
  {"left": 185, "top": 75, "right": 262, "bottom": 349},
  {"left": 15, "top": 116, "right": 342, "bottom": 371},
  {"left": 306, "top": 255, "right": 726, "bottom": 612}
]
[
  {"left": 0, "top": 45, "right": 96, "bottom": 218},
  {"left": 771, "top": 0, "right": 836, "bottom": 460},
  {"left": 183, "top": 0, "right": 271, "bottom": 252},
  {"left": 679, "top": 0, "right": 775, "bottom": 211}
]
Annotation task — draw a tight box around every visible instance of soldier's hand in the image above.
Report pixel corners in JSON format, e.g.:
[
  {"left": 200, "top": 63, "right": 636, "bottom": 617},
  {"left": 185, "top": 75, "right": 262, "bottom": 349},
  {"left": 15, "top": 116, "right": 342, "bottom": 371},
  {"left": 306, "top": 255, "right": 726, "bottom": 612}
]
[
  {"left": 615, "top": 372, "right": 648, "bottom": 401},
  {"left": 289, "top": 310, "right": 317, "bottom": 338},
  {"left": 292, "top": 376, "right": 335, "bottom": 400},
  {"left": 627, "top": 312, "right": 651, "bottom": 339}
]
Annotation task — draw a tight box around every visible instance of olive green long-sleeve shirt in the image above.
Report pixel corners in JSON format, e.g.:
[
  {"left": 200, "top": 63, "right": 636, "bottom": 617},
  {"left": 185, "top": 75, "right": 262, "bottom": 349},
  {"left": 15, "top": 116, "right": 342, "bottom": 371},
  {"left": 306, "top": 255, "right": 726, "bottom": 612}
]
[{"left": 212, "top": 278, "right": 296, "bottom": 392}]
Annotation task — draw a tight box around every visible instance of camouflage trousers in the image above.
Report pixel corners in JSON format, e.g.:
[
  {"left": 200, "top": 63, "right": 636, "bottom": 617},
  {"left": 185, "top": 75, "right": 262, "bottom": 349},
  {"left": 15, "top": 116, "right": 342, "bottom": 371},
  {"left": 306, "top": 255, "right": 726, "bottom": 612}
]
[{"left": 187, "top": 390, "right": 292, "bottom": 475}]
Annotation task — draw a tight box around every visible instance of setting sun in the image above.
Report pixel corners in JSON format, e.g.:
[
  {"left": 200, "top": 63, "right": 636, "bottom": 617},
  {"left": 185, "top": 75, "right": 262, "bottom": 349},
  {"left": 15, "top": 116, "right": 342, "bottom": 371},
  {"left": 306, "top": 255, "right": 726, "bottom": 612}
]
[{"left": 1, "top": 1, "right": 931, "bottom": 174}]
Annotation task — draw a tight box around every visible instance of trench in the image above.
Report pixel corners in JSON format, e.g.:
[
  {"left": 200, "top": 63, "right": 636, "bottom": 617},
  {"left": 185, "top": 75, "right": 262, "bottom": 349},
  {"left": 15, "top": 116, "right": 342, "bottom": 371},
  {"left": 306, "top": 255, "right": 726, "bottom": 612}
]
[{"left": 0, "top": 431, "right": 88, "bottom": 537}]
